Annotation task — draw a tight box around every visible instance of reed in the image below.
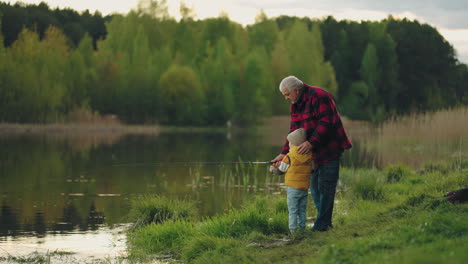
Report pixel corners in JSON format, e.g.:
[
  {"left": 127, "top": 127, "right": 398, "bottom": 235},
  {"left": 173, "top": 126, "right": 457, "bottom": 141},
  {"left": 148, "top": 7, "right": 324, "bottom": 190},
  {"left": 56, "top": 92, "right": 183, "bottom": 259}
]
[
  {"left": 343, "top": 106, "right": 468, "bottom": 168},
  {"left": 382, "top": 107, "right": 468, "bottom": 140}
]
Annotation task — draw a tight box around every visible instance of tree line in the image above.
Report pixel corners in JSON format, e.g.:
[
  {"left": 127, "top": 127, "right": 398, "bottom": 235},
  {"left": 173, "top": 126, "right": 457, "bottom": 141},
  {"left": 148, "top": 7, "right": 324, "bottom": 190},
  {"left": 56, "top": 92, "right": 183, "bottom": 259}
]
[
  {"left": 0, "top": 1, "right": 110, "bottom": 48},
  {"left": 0, "top": 0, "right": 467, "bottom": 125}
]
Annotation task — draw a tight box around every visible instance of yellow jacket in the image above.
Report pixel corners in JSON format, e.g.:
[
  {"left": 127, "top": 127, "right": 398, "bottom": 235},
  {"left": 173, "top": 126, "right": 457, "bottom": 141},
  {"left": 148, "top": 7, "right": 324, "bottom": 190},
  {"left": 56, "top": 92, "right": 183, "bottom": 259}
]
[{"left": 283, "top": 146, "right": 313, "bottom": 190}]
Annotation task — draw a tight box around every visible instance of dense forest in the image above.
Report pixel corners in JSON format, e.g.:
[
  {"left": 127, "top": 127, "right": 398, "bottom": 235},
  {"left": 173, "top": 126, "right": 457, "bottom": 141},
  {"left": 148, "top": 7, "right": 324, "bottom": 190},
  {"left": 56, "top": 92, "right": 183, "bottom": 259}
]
[{"left": 0, "top": 0, "right": 467, "bottom": 125}]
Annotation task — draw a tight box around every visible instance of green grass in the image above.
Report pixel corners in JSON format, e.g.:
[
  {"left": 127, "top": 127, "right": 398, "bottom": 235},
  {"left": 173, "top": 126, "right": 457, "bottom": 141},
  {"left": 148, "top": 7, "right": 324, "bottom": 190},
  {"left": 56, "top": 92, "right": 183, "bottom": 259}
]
[
  {"left": 383, "top": 163, "right": 414, "bottom": 182},
  {"left": 127, "top": 160, "right": 468, "bottom": 263},
  {"left": 199, "top": 198, "right": 273, "bottom": 238},
  {"left": 128, "top": 220, "right": 195, "bottom": 258},
  {"left": 182, "top": 235, "right": 240, "bottom": 262},
  {"left": 128, "top": 195, "right": 196, "bottom": 228},
  {"left": 340, "top": 167, "right": 386, "bottom": 201},
  {"left": 127, "top": 196, "right": 290, "bottom": 261}
]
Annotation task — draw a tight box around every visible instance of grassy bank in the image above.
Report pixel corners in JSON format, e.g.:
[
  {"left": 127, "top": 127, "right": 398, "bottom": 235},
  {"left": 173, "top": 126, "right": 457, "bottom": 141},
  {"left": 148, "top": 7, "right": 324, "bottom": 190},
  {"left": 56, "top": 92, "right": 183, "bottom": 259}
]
[{"left": 127, "top": 160, "right": 467, "bottom": 263}]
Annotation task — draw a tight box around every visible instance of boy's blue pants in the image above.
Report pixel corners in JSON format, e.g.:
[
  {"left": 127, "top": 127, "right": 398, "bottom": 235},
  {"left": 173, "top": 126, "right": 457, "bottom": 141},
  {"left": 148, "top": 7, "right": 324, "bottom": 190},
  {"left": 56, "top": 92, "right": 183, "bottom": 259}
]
[{"left": 287, "top": 186, "right": 308, "bottom": 232}]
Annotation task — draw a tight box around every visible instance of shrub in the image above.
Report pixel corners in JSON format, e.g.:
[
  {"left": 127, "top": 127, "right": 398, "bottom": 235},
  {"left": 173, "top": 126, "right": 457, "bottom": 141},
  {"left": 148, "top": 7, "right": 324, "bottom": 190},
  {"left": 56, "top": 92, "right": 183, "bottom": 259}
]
[
  {"left": 158, "top": 65, "right": 205, "bottom": 125},
  {"left": 129, "top": 195, "right": 196, "bottom": 228},
  {"left": 67, "top": 105, "right": 121, "bottom": 124},
  {"left": 200, "top": 197, "right": 280, "bottom": 238},
  {"left": 384, "top": 163, "right": 413, "bottom": 183},
  {"left": 350, "top": 170, "right": 385, "bottom": 201},
  {"left": 353, "top": 176, "right": 385, "bottom": 201}
]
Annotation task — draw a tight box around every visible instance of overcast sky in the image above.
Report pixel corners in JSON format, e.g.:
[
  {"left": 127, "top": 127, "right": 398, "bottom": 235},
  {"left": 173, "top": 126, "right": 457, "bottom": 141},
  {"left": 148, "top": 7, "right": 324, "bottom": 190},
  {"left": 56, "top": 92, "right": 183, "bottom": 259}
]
[{"left": 8, "top": 0, "right": 468, "bottom": 62}]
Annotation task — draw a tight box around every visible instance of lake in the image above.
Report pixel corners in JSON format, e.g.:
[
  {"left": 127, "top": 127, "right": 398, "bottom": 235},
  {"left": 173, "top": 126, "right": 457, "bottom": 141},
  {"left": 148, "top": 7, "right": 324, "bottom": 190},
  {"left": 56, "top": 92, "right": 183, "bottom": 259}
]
[{"left": 0, "top": 109, "right": 466, "bottom": 261}]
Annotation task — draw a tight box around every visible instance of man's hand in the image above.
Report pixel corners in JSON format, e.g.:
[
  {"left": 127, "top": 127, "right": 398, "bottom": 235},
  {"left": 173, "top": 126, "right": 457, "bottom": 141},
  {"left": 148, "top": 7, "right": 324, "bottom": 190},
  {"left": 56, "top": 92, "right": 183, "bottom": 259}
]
[
  {"left": 297, "top": 141, "right": 312, "bottom": 154},
  {"left": 271, "top": 154, "right": 285, "bottom": 167}
]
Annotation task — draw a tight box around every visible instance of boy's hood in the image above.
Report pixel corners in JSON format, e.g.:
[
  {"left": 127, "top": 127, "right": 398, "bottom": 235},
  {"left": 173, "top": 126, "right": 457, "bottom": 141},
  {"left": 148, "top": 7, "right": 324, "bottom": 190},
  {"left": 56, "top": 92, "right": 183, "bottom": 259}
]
[{"left": 289, "top": 146, "right": 312, "bottom": 162}]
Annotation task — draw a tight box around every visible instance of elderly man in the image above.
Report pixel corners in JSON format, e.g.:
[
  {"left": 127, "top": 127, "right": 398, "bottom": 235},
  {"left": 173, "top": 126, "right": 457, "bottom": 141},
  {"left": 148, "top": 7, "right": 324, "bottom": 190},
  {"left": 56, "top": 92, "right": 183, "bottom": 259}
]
[{"left": 272, "top": 76, "right": 352, "bottom": 232}]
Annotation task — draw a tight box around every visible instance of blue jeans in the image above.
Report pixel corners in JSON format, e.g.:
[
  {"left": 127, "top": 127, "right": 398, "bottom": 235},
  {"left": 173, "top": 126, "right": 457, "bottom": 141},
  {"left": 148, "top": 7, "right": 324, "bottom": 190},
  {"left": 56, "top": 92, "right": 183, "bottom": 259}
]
[
  {"left": 287, "top": 186, "right": 308, "bottom": 233},
  {"left": 310, "top": 159, "right": 340, "bottom": 231}
]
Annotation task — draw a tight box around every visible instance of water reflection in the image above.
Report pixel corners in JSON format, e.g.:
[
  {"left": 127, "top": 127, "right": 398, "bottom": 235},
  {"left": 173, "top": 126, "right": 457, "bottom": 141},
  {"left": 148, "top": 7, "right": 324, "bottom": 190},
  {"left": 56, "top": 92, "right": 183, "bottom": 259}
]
[
  {"left": 0, "top": 224, "right": 127, "bottom": 260},
  {"left": 0, "top": 132, "right": 281, "bottom": 239},
  {"left": 0, "top": 205, "right": 19, "bottom": 237}
]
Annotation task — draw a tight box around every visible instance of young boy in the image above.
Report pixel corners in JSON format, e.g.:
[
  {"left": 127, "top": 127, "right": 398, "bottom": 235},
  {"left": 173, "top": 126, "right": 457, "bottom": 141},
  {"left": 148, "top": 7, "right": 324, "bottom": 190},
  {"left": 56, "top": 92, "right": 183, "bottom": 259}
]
[{"left": 270, "top": 128, "right": 313, "bottom": 233}]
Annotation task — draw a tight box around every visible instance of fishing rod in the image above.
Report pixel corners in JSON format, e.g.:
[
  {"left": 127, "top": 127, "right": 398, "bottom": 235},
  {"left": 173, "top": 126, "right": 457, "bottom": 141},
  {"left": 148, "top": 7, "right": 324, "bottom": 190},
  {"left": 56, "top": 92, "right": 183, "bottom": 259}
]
[{"left": 112, "top": 161, "right": 273, "bottom": 167}]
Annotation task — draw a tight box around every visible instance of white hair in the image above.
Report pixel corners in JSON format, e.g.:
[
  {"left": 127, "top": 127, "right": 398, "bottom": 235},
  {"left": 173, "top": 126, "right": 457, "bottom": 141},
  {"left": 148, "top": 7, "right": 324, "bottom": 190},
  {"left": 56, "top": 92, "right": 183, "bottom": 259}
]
[{"left": 279, "top": 76, "right": 303, "bottom": 92}]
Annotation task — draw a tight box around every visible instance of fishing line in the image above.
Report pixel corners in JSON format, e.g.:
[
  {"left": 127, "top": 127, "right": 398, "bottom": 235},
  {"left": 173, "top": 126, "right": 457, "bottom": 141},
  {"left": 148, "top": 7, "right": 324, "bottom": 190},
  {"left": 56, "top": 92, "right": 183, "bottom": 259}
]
[{"left": 112, "top": 161, "right": 273, "bottom": 167}]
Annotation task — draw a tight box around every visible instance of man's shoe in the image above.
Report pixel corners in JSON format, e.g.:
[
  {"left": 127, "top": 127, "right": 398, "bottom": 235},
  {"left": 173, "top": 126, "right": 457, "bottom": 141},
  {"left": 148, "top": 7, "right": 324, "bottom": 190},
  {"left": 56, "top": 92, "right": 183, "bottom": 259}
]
[{"left": 311, "top": 224, "right": 333, "bottom": 232}]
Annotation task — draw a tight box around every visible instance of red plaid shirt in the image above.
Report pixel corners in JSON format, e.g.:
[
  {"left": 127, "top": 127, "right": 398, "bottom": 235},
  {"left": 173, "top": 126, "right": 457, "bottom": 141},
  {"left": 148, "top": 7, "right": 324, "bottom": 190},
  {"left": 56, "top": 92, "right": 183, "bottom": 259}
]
[{"left": 281, "top": 84, "right": 352, "bottom": 168}]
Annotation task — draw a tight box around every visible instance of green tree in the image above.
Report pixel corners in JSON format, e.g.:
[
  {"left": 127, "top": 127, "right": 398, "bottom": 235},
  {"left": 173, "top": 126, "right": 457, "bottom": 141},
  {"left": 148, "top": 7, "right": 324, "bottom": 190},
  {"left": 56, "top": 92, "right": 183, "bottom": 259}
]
[
  {"left": 366, "top": 21, "right": 399, "bottom": 118},
  {"left": 66, "top": 34, "right": 96, "bottom": 110},
  {"left": 94, "top": 11, "right": 169, "bottom": 123},
  {"left": 172, "top": 18, "right": 201, "bottom": 65},
  {"left": 0, "top": 1, "right": 110, "bottom": 48},
  {"left": 325, "top": 20, "right": 369, "bottom": 102},
  {"left": 0, "top": 3, "right": 28, "bottom": 46},
  {"left": 285, "top": 21, "right": 337, "bottom": 95},
  {"left": 158, "top": 65, "right": 205, "bottom": 125},
  {"left": 248, "top": 11, "right": 279, "bottom": 55},
  {"left": 330, "top": 29, "right": 352, "bottom": 101},
  {"left": 235, "top": 48, "right": 272, "bottom": 125},
  {"left": 0, "top": 22, "right": 7, "bottom": 121},
  {"left": 341, "top": 81, "right": 369, "bottom": 120},
  {"left": 201, "top": 17, "right": 236, "bottom": 49},
  {"left": 1, "top": 27, "right": 69, "bottom": 122},
  {"left": 387, "top": 18, "right": 457, "bottom": 112},
  {"left": 92, "top": 48, "right": 122, "bottom": 116},
  {"left": 270, "top": 33, "right": 291, "bottom": 114},
  {"left": 199, "top": 38, "right": 235, "bottom": 125},
  {"left": 452, "top": 63, "right": 468, "bottom": 104}
]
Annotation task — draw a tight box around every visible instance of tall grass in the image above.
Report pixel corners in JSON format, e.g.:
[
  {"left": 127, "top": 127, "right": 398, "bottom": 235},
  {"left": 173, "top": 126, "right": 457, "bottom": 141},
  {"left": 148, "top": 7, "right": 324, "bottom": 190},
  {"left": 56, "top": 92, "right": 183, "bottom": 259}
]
[
  {"left": 367, "top": 106, "right": 468, "bottom": 168},
  {"left": 340, "top": 167, "right": 386, "bottom": 201},
  {"left": 129, "top": 220, "right": 195, "bottom": 257},
  {"left": 383, "top": 163, "right": 414, "bottom": 182},
  {"left": 128, "top": 195, "right": 196, "bottom": 228},
  {"left": 199, "top": 198, "right": 271, "bottom": 238},
  {"left": 382, "top": 106, "right": 468, "bottom": 140}
]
